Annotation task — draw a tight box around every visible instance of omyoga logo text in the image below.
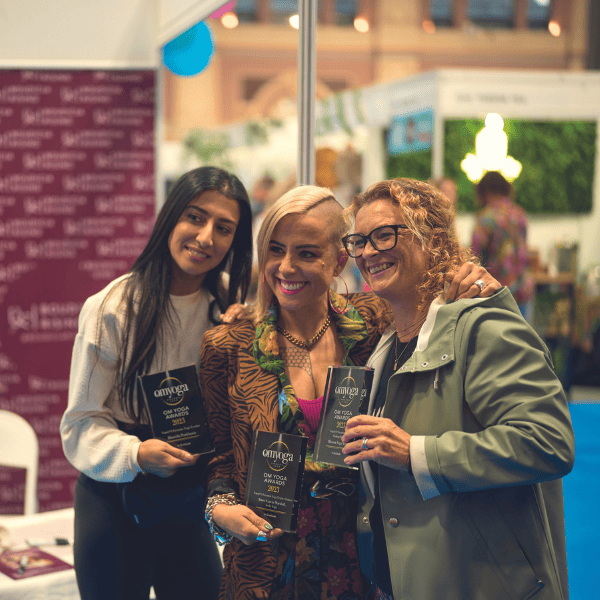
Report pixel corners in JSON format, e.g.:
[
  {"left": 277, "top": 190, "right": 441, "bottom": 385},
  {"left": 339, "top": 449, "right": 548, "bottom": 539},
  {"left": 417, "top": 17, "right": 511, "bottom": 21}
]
[
  {"left": 263, "top": 441, "right": 294, "bottom": 472},
  {"left": 155, "top": 377, "right": 189, "bottom": 406}
]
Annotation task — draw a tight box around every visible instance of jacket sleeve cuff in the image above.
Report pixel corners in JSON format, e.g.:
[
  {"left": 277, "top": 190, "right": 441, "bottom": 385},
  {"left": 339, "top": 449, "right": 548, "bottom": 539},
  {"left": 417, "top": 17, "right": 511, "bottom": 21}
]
[{"left": 410, "top": 435, "right": 441, "bottom": 500}]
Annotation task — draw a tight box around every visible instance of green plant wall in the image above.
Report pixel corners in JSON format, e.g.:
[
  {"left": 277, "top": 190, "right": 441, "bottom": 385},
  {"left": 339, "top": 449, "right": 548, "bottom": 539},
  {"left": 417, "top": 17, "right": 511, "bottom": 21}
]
[
  {"left": 385, "top": 129, "right": 432, "bottom": 181},
  {"left": 386, "top": 119, "right": 596, "bottom": 215},
  {"left": 386, "top": 149, "right": 432, "bottom": 182},
  {"left": 444, "top": 119, "right": 596, "bottom": 214}
]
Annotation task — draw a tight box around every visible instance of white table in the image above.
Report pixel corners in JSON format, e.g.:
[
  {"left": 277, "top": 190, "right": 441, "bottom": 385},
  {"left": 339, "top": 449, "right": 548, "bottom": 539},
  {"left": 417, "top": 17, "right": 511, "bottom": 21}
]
[
  {"left": 0, "top": 508, "right": 79, "bottom": 600},
  {"left": 0, "top": 507, "right": 213, "bottom": 599}
]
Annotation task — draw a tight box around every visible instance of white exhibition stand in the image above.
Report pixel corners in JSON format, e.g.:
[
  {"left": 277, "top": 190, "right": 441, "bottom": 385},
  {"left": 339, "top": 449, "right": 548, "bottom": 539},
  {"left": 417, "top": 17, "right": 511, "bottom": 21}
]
[{"left": 198, "top": 69, "right": 600, "bottom": 274}]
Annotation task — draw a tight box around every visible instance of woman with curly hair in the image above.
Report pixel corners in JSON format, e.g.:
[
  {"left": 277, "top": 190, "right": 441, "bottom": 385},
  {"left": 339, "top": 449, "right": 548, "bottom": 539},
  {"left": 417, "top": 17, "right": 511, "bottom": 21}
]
[{"left": 340, "top": 178, "right": 575, "bottom": 600}]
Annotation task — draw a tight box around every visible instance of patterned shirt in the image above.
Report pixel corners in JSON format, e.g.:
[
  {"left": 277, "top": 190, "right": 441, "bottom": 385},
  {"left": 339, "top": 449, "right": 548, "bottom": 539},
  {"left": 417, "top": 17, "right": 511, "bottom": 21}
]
[
  {"left": 471, "top": 196, "right": 534, "bottom": 304},
  {"left": 252, "top": 289, "right": 369, "bottom": 473}
]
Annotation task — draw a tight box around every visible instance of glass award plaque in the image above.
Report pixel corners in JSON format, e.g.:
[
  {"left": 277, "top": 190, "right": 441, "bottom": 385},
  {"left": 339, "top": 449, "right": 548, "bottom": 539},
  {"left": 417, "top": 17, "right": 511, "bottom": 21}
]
[
  {"left": 313, "top": 366, "right": 374, "bottom": 469},
  {"left": 138, "top": 365, "right": 214, "bottom": 456},
  {"left": 245, "top": 430, "right": 308, "bottom": 532}
]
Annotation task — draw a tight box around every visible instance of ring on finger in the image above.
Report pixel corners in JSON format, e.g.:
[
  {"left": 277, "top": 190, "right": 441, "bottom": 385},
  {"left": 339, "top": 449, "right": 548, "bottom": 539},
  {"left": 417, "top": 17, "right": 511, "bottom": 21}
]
[
  {"left": 256, "top": 531, "right": 267, "bottom": 542},
  {"left": 474, "top": 279, "right": 486, "bottom": 292},
  {"left": 362, "top": 437, "right": 369, "bottom": 451}
]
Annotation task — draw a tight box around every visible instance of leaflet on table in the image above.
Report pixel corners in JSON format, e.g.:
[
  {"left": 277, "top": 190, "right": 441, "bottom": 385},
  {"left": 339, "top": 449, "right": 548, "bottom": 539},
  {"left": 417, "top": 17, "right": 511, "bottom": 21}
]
[
  {"left": 138, "top": 365, "right": 214, "bottom": 456},
  {"left": 313, "top": 366, "right": 374, "bottom": 469},
  {"left": 245, "top": 430, "right": 308, "bottom": 532},
  {"left": 0, "top": 548, "right": 72, "bottom": 580}
]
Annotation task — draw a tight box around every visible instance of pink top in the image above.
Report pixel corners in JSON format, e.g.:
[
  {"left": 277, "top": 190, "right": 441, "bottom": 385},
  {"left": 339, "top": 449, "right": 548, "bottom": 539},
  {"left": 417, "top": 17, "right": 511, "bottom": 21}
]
[{"left": 296, "top": 396, "right": 324, "bottom": 445}]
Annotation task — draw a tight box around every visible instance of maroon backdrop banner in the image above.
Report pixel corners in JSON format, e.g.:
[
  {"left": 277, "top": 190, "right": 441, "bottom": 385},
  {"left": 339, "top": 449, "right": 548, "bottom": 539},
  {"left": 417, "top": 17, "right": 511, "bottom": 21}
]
[{"left": 0, "top": 69, "right": 156, "bottom": 513}]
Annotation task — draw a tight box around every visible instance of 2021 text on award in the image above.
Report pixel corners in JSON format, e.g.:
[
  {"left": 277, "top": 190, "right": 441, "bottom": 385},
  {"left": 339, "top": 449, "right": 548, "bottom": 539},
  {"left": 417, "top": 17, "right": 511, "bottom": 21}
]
[
  {"left": 313, "top": 366, "right": 374, "bottom": 469},
  {"left": 245, "top": 430, "right": 308, "bottom": 532},
  {"left": 138, "top": 365, "right": 214, "bottom": 456}
]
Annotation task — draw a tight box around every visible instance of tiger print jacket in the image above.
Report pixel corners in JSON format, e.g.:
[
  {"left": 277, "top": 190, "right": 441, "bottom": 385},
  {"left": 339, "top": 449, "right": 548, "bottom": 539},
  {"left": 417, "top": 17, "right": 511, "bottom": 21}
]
[{"left": 200, "top": 292, "right": 385, "bottom": 600}]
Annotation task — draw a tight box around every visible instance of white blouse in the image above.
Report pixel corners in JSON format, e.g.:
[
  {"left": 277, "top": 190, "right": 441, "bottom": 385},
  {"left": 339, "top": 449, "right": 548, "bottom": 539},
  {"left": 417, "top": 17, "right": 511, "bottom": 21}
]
[{"left": 60, "top": 274, "right": 214, "bottom": 483}]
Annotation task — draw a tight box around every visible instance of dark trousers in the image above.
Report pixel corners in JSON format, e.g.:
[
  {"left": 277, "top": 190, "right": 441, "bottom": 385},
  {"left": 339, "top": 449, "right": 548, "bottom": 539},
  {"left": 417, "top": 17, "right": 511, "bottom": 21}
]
[{"left": 74, "top": 473, "right": 222, "bottom": 600}]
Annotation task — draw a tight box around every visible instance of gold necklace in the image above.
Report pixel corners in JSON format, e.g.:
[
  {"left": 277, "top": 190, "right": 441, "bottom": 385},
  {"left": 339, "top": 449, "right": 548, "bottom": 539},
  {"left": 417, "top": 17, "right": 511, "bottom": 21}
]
[
  {"left": 394, "top": 335, "right": 417, "bottom": 370},
  {"left": 277, "top": 314, "right": 332, "bottom": 349},
  {"left": 393, "top": 315, "right": 426, "bottom": 370}
]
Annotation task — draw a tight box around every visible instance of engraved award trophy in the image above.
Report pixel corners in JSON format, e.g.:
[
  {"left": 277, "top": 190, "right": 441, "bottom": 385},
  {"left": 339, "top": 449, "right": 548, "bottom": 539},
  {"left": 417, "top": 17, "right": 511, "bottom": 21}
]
[
  {"left": 245, "top": 430, "right": 308, "bottom": 532},
  {"left": 313, "top": 366, "right": 374, "bottom": 468},
  {"left": 138, "top": 364, "right": 214, "bottom": 455}
]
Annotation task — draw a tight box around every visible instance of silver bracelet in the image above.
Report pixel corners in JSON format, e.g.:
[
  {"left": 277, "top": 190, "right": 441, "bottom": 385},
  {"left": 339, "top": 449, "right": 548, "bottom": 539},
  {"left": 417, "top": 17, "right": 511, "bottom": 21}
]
[{"left": 205, "top": 493, "right": 238, "bottom": 546}]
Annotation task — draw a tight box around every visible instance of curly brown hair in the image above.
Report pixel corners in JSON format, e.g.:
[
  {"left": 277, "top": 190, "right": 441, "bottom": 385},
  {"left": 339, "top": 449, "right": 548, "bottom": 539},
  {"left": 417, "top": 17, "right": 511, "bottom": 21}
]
[{"left": 347, "top": 178, "right": 477, "bottom": 309}]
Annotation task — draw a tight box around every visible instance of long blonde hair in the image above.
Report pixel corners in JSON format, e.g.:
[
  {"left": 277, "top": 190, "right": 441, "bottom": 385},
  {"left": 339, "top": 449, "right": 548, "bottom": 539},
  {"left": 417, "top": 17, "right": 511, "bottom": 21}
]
[{"left": 253, "top": 185, "right": 348, "bottom": 322}]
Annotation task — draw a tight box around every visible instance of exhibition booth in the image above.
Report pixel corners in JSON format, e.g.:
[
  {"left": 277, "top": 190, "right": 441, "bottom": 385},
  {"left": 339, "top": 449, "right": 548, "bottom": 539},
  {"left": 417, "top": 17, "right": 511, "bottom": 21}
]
[
  {"left": 162, "top": 68, "right": 600, "bottom": 388},
  {"left": 165, "top": 68, "right": 600, "bottom": 278},
  {"left": 1, "top": 1, "right": 599, "bottom": 598}
]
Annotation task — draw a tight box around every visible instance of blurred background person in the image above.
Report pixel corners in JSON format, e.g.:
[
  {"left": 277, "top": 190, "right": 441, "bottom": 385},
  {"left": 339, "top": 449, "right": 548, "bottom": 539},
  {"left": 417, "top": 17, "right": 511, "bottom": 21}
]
[
  {"left": 429, "top": 176, "right": 457, "bottom": 211},
  {"left": 249, "top": 173, "right": 276, "bottom": 219},
  {"left": 250, "top": 170, "right": 297, "bottom": 299},
  {"left": 471, "top": 170, "right": 535, "bottom": 319}
]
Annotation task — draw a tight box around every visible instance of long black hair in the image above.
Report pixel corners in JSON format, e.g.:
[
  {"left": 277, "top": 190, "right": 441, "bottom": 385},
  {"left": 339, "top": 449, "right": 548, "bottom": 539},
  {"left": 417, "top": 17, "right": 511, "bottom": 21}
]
[{"left": 105, "top": 166, "right": 252, "bottom": 424}]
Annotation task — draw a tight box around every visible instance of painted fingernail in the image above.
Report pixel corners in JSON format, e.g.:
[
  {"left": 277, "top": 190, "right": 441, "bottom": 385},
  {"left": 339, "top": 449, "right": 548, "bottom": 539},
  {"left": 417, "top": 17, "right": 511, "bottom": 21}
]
[
  {"left": 256, "top": 532, "right": 267, "bottom": 542},
  {"left": 446, "top": 299, "right": 453, "bottom": 304},
  {"left": 264, "top": 523, "right": 274, "bottom": 530}
]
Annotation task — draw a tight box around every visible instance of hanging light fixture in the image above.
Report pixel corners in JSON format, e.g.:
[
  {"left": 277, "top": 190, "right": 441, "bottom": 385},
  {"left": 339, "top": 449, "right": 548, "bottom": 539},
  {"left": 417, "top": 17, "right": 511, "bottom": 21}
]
[
  {"left": 502, "top": 156, "right": 523, "bottom": 180},
  {"left": 475, "top": 113, "right": 508, "bottom": 171},
  {"left": 461, "top": 153, "right": 484, "bottom": 182},
  {"left": 548, "top": 20, "right": 561, "bottom": 36},
  {"left": 461, "top": 113, "right": 522, "bottom": 182}
]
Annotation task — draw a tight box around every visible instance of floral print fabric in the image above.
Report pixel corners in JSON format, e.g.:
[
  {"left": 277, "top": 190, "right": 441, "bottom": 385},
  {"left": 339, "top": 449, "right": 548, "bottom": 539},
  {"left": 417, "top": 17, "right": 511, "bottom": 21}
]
[
  {"left": 253, "top": 290, "right": 373, "bottom": 600},
  {"left": 471, "top": 196, "right": 534, "bottom": 304}
]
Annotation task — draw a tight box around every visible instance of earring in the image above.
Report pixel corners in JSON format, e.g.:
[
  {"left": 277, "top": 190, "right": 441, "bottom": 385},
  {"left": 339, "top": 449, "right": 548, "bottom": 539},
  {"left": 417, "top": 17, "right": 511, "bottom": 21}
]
[{"left": 328, "top": 275, "right": 349, "bottom": 314}]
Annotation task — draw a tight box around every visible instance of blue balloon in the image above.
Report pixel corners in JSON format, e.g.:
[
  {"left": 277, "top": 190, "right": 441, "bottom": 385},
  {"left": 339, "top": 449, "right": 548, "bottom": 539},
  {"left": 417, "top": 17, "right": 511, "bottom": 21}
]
[{"left": 163, "top": 21, "right": 214, "bottom": 77}]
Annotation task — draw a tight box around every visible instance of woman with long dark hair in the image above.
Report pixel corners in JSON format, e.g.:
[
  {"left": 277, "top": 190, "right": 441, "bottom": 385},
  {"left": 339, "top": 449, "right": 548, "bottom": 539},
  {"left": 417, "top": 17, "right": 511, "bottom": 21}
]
[{"left": 60, "top": 166, "right": 253, "bottom": 600}]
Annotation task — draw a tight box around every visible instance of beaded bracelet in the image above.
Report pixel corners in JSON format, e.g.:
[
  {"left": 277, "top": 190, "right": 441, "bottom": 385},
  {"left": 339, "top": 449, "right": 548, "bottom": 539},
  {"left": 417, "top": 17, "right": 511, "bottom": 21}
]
[{"left": 205, "top": 492, "right": 238, "bottom": 546}]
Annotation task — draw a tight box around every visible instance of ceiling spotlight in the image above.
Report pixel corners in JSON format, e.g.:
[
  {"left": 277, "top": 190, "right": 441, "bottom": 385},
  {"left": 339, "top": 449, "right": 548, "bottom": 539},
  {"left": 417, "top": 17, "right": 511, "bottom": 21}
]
[
  {"left": 354, "top": 16, "right": 369, "bottom": 33},
  {"left": 289, "top": 14, "right": 299, "bottom": 29},
  {"left": 221, "top": 12, "right": 239, "bottom": 29},
  {"left": 548, "top": 20, "right": 561, "bottom": 37}
]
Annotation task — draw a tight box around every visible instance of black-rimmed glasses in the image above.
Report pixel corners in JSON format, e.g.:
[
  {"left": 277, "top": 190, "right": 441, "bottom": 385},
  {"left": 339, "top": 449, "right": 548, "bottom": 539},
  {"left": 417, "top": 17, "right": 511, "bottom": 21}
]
[{"left": 342, "top": 224, "right": 409, "bottom": 258}]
